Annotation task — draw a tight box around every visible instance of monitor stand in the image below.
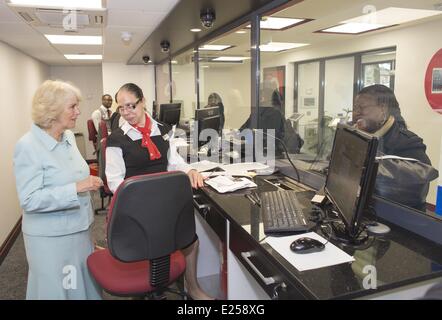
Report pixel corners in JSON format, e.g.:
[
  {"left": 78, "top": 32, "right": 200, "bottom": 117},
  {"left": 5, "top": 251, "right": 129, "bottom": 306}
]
[
  {"left": 326, "top": 221, "right": 370, "bottom": 246},
  {"left": 365, "top": 222, "right": 391, "bottom": 236}
]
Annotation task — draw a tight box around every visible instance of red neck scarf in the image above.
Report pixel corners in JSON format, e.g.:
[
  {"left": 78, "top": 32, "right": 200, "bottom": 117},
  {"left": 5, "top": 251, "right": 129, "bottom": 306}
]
[{"left": 134, "top": 114, "right": 162, "bottom": 160}]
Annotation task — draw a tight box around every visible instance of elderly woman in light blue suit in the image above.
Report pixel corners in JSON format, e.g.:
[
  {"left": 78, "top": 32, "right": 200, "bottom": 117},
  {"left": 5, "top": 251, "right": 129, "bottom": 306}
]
[{"left": 14, "top": 80, "right": 103, "bottom": 299}]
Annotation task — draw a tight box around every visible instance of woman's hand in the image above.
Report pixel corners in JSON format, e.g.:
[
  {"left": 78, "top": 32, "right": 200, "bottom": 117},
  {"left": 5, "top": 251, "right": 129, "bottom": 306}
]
[
  {"left": 187, "top": 169, "right": 205, "bottom": 189},
  {"left": 76, "top": 175, "right": 103, "bottom": 193}
]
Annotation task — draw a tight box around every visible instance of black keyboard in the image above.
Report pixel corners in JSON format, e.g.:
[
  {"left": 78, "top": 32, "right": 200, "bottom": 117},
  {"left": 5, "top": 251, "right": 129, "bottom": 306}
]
[{"left": 260, "top": 190, "right": 309, "bottom": 233}]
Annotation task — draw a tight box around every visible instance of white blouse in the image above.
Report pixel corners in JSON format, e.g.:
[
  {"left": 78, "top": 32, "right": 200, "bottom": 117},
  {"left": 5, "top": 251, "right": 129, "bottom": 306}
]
[{"left": 105, "top": 114, "right": 192, "bottom": 193}]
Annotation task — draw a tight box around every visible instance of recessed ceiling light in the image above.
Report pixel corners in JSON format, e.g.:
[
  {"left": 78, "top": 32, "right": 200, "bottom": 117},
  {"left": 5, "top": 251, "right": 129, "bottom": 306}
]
[
  {"left": 260, "top": 42, "right": 309, "bottom": 52},
  {"left": 190, "top": 28, "right": 202, "bottom": 32},
  {"left": 318, "top": 7, "right": 442, "bottom": 35},
  {"left": 65, "top": 54, "right": 102, "bottom": 60},
  {"left": 212, "top": 56, "right": 250, "bottom": 62},
  {"left": 171, "top": 60, "right": 178, "bottom": 64},
  {"left": 8, "top": 0, "right": 103, "bottom": 9},
  {"left": 319, "top": 22, "right": 387, "bottom": 34},
  {"left": 344, "top": 7, "right": 442, "bottom": 25},
  {"left": 45, "top": 35, "right": 102, "bottom": 45},
  {"left": 246, "top": 17, "right": 308, "bottom": 30},
  {"left": 235, "top": 30, "right": 247, "bottom": 34},
  {"left": 199, "top": 44, "right": 233, "bottom": 51}
]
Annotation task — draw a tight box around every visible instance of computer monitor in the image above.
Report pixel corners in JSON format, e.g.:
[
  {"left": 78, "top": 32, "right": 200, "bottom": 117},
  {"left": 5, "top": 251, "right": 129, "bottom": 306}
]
[
  {"left": 195, "top": 106, "right": 221, "bottom": 147},
  {"left": 159, "top": 103, "right": 181, "bottom": 126},
  {"left": 324, "top": 124, "right": 378, "bottom": 238}
]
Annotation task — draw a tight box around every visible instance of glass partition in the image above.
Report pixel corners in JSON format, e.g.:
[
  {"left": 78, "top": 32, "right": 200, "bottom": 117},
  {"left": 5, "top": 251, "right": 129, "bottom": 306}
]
[
  {"left": 197, "top": 25, "right": 252, "bottom": 162},
  {"left": 170, "top": 49, "right": 197, "bottom": 124},
  {"left": 259, "top": 0, "right": 442, "bottom": 214},
  {"left": 155, "top": 61, "right": 171, "bottom": 117}
]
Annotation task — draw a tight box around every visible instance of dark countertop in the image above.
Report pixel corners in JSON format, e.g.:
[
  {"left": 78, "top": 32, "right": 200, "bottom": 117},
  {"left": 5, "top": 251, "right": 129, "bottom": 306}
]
[{"left": 198, "top": 174, "right": 442, "bottom": 299}]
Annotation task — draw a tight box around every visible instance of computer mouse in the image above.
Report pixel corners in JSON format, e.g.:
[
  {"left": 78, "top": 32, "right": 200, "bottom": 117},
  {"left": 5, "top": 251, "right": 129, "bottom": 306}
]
[{"left": 290, "top": 237, "right": 325, "bottom": 254}]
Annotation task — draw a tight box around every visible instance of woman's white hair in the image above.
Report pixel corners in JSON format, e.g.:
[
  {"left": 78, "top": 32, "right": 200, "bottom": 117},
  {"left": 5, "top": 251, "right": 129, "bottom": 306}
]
[{"left": 32, "top": 80, "right": 82, "bottom": 129}]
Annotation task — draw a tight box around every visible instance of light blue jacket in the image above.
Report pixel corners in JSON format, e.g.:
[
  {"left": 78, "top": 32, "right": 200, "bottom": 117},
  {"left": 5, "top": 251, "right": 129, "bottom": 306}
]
[{"left": 14, "top": 124, "right": 94, "bottom": 237}]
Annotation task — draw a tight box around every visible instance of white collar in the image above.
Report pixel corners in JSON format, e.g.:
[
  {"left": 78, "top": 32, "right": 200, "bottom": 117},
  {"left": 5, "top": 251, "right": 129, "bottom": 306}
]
[
  {"left": 99, "top": 105, "right": 107, "bottom": 111},
  {"left": 120, "top": 113, "right": 162, "bottom": 139}
]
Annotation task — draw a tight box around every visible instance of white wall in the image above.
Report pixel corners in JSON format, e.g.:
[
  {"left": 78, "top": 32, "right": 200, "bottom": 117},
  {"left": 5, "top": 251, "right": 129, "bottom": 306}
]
[
  {"left": 262, "top": 17, "right": 442, "bottom": 204},
  {"left": 202, "top": 63, "right": 251, "bottom": 129},
  {"left": 102, "top": 63, "right": 155, "bottom": 114},
  {"left": 50, "top": 66, "right": 103, "bottom": 160},
  {"left": 0, "top": 41, "right": 49, "bottom": 246},
  {"left": 173, "top": 63, "right": 196, "bottom": 120}
]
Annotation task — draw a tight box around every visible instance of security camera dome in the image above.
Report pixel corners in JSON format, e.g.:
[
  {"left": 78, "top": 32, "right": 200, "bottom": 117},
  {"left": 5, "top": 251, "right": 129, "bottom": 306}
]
[
  {"left": 142, "top": 55, "right": 150, "bottom": 64},
  {"left": 200, "top": 8, "right": 216, "bottom": 29},
  {"left": 160, "top": 40, "right": 170, "bottom": 53}
]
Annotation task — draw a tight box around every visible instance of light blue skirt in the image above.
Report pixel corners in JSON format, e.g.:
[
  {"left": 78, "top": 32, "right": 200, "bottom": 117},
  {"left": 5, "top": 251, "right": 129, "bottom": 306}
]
[{"left": 23, "top": 228, "right": 102, "bottom": 300}]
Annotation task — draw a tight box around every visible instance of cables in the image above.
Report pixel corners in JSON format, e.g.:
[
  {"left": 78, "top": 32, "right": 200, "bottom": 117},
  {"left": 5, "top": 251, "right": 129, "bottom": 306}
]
[{"left": 253, "top": 129, "right": 301, "bottom": 182}]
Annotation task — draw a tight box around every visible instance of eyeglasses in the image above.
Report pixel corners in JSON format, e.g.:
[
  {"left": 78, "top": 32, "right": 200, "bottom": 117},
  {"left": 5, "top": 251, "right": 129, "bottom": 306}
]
[{"left": 119, "top": 99, "right": 141, "bottom": 112}]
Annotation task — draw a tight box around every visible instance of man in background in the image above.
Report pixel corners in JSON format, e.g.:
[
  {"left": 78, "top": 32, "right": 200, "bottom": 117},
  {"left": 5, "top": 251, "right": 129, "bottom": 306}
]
[{"left": 91, "top": 94, "right": 113, "bottom": 132}]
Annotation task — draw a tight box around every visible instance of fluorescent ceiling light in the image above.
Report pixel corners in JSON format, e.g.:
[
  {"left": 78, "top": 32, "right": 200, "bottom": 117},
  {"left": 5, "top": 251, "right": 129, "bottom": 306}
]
[
  {"left": 190, "top": 28, "right": 202, "bottom": 32},
  {"left": 171, "top": 60, "right": 178, "bottom": 64},
  {"left": 321, "top": 22, "right": 387, "bottom": 34},
  {"left": 45, "top": 35, "right": 102, "bottom": 45},
  {"left": 235, "top": 30, "right": 247, "bottom": 34},
  {"left": 247, "top": 17, "right": 306, "bottom": 30},
  {"left": 199, "top": 44, "right": 233, "bottom": 51},
  {"left": 212, "top": 56, "right": 250, "bottom": 62},
  {"left": 8, "top": 0, "right": 103, "bottom": 9},
  {"left": 260, "top": 42, "right": 309, "bottom": 52},
  {"left": 320, "top": 7, "right": 442, "bottom": 34},
  {"left": 65, "top": 54, "right": 102, "bottom": 60},
  {"left": 344, "top": 7, "right": 442, "bottom": 25}
]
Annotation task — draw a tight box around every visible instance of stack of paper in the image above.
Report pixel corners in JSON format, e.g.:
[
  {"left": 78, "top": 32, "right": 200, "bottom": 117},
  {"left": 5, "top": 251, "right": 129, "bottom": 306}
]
[
  {"left": 190, "top": 161, "right": 271, "bottom": 176},
  {"left": 204, "top": 175, "right": 257, "bottom": 193}
]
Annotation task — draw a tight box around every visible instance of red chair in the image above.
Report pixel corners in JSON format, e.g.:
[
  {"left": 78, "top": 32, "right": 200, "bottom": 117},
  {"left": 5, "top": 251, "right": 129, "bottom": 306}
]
[
  {"left": 87, "top": 119, "right": 98, "bottom": 154},
  {"left": 99, "top": 120, "right": 109, "bottom": 140},
  {"left": 95, "top": 137, "right": 113, "bottom": 214},
  {"left": 87, "top": 172, "right": 195, "bottom": 299}
]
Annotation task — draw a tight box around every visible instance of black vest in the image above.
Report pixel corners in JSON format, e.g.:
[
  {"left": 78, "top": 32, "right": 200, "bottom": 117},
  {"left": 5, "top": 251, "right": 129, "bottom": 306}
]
[{"left": 107, "top": 123, "right": 172, "bottom": 179}]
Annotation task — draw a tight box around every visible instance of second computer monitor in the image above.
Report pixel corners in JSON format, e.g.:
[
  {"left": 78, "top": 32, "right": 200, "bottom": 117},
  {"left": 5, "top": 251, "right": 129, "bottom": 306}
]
[
  {"left": 195, "top": 106, "right": 221, "bottom": 147},
  {"left": 159, "top": 103, "right": 181, "bottom": 126},
  {"left": 324, "top": 124, "right": 378, "bottom": 238}
]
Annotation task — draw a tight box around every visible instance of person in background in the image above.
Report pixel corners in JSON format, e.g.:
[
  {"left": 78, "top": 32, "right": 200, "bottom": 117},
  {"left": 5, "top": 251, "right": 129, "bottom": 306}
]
[
  {"left": 92, "top": 94, "right": 113, "bottom": 132},
  {"left": 206, "top": 92, "right": 225, "bottom": 131},
  {"left": 353, "top": 84, "right": 435, "bottom": 211},
  {"left": 105, "top": 83, "right": 212, "bottom": 300},
  {"left": 353, "top": 84, "right": 431, "bottom": 164},
  {"left": 14, "top": 80, "right": 103, "bottom": 299}
]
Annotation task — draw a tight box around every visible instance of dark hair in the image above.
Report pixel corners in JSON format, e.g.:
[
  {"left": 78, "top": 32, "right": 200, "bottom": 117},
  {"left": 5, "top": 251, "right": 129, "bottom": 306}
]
[
  {"left": 358, "top": 84, "right": 406, "bottom": 128},
  {"left": 117, "top": 83, "right": 144, "bottom": 101},
  {"left": 102, "top": 94, "right": 112, "bottom": 99}
]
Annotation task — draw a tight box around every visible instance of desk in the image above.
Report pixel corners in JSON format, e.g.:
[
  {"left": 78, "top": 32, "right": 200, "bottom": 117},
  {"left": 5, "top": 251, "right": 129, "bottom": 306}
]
[{"left": 194, "top": 172, "right": 442, "bottom": 300}]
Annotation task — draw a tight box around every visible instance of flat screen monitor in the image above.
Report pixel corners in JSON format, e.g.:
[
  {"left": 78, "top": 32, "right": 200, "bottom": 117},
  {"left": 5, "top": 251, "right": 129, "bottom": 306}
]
[
  {"left": 195, "top": 106, "right": 221, "bottom": 147},
  {"left": 324, "top": 124, "right": 378, "bottom": 237},
  {"left": 159, "top": 103, "right": 181, "bottom": 126}
]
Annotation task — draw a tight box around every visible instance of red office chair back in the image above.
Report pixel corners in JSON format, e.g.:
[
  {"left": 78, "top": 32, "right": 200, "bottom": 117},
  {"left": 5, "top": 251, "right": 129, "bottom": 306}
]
[
  {"left": 87, "top": 171, "right": 194, "bottom": 297},
  {"left": 99, "top": 120, "right": 109, "bottom": 139},
  {"left": 107, "top": 172, "right": 195, "bottom": 262},
  {"left": 87, "top": 119, "right": 98, "bottom": 151}
]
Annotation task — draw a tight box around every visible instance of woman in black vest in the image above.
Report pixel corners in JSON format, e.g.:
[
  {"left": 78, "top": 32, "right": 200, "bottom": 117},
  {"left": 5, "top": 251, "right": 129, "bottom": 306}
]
[{"left": 106, "top": 83, "right": 211, "bottom": 300}]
